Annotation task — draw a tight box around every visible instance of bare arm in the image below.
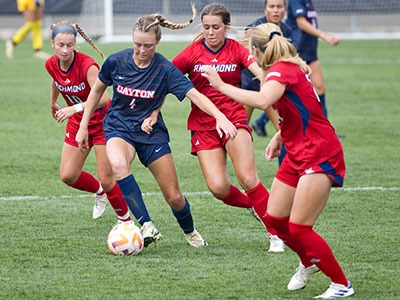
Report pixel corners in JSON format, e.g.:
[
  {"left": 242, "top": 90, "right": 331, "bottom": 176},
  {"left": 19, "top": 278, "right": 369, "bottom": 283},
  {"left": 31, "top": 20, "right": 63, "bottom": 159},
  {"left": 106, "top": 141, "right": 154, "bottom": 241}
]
[
  {"left": 141, "top": 98, "right": 164, "bottom": 134},
  {"left": 296, "top": 16, "right": 339, "bottom": 46},
  {"left": 50, "top": 79, "right": 61, "bottom": 120},
  {"left": 202, "top": 66, "right": 286, "bottom": 111},
  {"left": 247, "top": 62, "right": 280, "bottom": 131},
  {"left": 76, "top": 78, "right": 108, "bottom": 149},
  {"left": 186, "top": 88, "right": 237, "bottom": 140}
]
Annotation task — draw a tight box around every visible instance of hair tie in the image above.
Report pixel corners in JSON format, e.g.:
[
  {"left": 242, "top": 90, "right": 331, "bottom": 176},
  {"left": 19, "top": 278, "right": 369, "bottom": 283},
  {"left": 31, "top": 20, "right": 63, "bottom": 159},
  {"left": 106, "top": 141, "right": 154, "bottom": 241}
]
[
  {"left": 52, "top": 25, "right": 77, "bottom": 40},
  {"left": 269, "top": 31, "right": 281, "bottom": 40}
]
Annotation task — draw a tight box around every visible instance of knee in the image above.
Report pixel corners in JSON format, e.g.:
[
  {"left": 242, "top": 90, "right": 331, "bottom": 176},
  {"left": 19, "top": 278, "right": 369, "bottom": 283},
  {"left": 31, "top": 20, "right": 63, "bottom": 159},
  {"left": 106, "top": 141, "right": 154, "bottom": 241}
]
[
  {"left": 237, "top": 173, "right": 259, "bottom": 191},
  {"left": 108, "top": 158, "right": 129, "bottom": 180},
  {"left": 314, "top": 83, "right": 325, "bottom": 96},
  {"left": 60, "top": 170, "right": 79, "bottom": 186},
  {"left": 164, "top": 191, "right": 185, "bottom": 210},
  {"left": 98, "top": 175, "right": 114, "bottom": 192},
  {"left": 207, "top": 181, "right": 230, "bottom": 199}
]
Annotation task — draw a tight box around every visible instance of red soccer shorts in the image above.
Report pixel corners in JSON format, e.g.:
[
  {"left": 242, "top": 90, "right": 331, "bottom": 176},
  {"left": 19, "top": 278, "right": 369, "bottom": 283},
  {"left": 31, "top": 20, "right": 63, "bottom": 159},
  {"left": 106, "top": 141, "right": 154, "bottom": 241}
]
[
  {"left": 275, "top": 149, "right": 346, "bottom": 188},
  {"left": 64, "top": 121, "right": 106, "bottom": 148},
  {"left": 190, "top": 122, "right": 251, "bottom": 155}
]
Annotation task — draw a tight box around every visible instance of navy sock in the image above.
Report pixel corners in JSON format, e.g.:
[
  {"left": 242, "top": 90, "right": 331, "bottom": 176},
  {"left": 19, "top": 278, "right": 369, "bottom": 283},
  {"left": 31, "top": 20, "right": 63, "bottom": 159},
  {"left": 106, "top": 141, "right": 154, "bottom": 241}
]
[
  {"left": 257, "top": 113, "right": 269, "bottom": 127},
  {"left": 116, "top": 174, "right": 151, "bottom": 225},
  {"left": 172, "top": 197, "right": 194, "bottom": 234},
  {"left": 319, "top": 94, "right": 328, "bottom": 118}
]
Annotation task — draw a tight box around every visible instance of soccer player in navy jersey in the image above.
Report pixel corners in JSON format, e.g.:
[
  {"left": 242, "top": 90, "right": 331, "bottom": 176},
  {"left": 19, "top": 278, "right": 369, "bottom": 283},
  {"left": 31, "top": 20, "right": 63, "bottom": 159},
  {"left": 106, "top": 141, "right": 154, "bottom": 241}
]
[
  {"left": 286, "top": 0, "right": 339, "bottom": 118},
  {"left": 202, "top": 23, "right": 354, "bottom": 299},
  {"left": 172, "top": 3, "right": 285, "bottom": 252},
  {"left": 45, "top": 22, "right": 132, "bottom": 223},
  {"left": 76, "top": 8, "right": 237, "bottom": 248},
  {"left": 242, "top": 0, "right": 291, "bottom": 139}
]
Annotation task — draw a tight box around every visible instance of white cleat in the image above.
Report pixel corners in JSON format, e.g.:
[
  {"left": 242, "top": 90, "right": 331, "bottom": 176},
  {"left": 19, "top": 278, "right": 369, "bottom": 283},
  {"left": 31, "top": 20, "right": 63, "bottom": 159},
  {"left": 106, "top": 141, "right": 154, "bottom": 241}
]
[
  {"left": 33, "top": 50, "right": 51, "bottom": 60},
  {"left": 5, "top": 39, "right": 14, "bottom": 59},
  {"left": 314, "top": 281, "right": 354, "bottom": 298},
  {"left": 141, "top": 221, "right": 162, "bottom": 247},
  {"left": 288, "top": 262, "right": 320, "bottom": 290},
  {"left": 185, "top": 229, "right": 208, "bottom": 248},
  {"left": 93, "top": 193, "right": 107, "bottom": 219},
  {"left": 268, "top": 233, "right": 285, "bottom": 253}
]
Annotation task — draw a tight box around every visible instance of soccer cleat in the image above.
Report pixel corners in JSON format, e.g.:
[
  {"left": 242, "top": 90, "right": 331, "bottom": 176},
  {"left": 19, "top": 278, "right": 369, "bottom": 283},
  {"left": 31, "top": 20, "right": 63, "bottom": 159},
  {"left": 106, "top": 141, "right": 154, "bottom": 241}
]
[
  {"left": 288, "top": 262, "right": 320, "bottom": 290},
  {"left": 247, "top": 207, "right": 262, "bottom": 224},
  {"left": 93, "top": 193, "right": 107, "bottom": 219},
  {"left": 268, "top": 233, "right": 285, "bottom": 253},
  {"left": 314, "top": 281, "right": 354, "bottom": 298},
  {"left": 141, "top": 221, "right": 162, "bottom": 247},
  {"left": 5, "top": 39, "right": 14, "bottom": 59},
  {"left": 184, "top": 229, "right": 208, "bottom": 248},
  {"left": 251, "top": 121, "right": 267, "bottom": 137},
  {"left": 33, "top": 50, "right": 51, "bottom": 60}
]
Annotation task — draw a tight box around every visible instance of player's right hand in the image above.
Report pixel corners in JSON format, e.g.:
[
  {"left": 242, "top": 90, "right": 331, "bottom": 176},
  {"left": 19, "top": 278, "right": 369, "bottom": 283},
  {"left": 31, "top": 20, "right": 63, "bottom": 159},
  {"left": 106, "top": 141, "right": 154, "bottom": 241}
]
[{"left": 76, "top": 127, "right": 90, "bottom": 151}]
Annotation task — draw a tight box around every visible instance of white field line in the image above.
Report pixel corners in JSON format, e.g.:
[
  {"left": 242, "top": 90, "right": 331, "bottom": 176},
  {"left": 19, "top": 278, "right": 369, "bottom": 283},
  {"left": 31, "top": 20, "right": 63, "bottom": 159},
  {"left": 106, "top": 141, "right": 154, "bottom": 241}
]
[{"left": 0, "top": 187, "right": 398, "bottom": 201}]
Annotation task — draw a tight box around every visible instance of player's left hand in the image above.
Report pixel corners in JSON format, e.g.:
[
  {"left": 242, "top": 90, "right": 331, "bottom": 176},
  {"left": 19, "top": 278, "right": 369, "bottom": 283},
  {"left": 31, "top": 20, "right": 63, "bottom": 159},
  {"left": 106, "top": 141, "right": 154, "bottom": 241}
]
[
  {"left": 141, "top": 116, "right": 157, "bottom": 134},
  {"left": 215, "top": 117, "right": 237, "bottom": 140},
  {"left": 55, "top": 106, "right": 76, "bottom": 123},
  {"left": 201, "top": 66, "right": 224, "bottom": 90},
  {"left": 265, "top": 131, "right": 282, "bottom": 161}
]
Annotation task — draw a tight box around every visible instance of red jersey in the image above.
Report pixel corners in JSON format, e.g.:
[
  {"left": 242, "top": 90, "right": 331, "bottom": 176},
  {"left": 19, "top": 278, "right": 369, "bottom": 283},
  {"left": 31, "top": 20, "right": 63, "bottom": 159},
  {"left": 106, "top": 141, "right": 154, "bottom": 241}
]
[
  {"left": 172, "top": 38, "right": 255, "bottom": 131},
  {"left": 45, "top": 51, "right": 107, "bottom": 131},
  {"left": 267, "top": 61, "right": 342, "bottom": 168}
]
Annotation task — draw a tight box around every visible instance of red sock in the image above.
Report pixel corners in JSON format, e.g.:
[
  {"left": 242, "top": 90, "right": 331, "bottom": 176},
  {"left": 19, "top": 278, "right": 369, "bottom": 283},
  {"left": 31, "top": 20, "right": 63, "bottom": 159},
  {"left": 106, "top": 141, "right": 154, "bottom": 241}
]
[
  {"left": 266, "top": 213, "right": 311, "bottom": 265},
  {"left": 69, "top": 171, "right": 101, "bottom": 193},
  {"left": 105, "top": 183, "right": 131, "bottom": 221},
  {"left": 289, "top": 222, "right": 348, "bottom": 285},
  {"left": 245, "top": 183, "right": 279, "bottom": 235},
  {"left": 216, "top": 185, "right": 252, "bottom": 208}
]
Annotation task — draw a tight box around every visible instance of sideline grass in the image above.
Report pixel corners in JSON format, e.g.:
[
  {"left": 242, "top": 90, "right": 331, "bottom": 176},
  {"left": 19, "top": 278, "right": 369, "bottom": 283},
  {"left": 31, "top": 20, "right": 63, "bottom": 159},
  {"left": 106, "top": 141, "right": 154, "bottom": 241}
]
[{"left": 0, "top": 39, "right": 399, "bottom": 299}]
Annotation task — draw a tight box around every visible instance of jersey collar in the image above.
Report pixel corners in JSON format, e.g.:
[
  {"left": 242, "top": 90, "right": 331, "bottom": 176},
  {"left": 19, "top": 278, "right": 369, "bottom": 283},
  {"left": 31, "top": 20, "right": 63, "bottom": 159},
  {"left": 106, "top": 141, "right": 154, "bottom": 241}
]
[
  {"left": 201, "top": 38, "right": 227, "bottom": 55},
  {"left": 58, "top": 50, "right": 76, "bottom": 74}
]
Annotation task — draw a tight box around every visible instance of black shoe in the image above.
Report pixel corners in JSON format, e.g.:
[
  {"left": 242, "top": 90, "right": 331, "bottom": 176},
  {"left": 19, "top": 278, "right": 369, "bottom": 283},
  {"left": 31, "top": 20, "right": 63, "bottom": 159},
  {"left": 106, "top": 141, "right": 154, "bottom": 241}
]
[{"left": 251, "top": 122, "right": 267, "bottom": 137}]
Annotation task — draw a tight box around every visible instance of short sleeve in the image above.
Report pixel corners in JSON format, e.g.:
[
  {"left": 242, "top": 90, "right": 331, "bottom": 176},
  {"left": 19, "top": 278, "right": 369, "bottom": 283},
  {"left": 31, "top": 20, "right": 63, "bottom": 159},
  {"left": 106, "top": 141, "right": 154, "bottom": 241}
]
[
  {"left": 80, "top": 55, "right": 99, "bottom": 78},
  {"left": 266, "top": 62, "right": 298, "bottom": 85},
  {"left": 166, "top": 63, "right": 194, "bottom": 101},
  {"left": 98, "top": 56, "right": 115, "bottom": 86},
  {"left": 172, "top": 47, "right": 191, "bottom": 75},
  {"left": 289, "top": 0, "right": 307, "bottom": 18},
  {"left": 238, "top": 43, "right": 255, "bottom": 69}
]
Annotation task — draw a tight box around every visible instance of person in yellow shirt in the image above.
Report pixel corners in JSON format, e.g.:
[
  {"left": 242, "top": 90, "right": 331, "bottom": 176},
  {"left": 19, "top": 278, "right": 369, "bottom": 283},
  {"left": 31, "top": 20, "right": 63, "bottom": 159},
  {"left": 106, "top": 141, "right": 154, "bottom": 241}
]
[{"left": 6, "top": 0, "right": 50, "bottom": 59}]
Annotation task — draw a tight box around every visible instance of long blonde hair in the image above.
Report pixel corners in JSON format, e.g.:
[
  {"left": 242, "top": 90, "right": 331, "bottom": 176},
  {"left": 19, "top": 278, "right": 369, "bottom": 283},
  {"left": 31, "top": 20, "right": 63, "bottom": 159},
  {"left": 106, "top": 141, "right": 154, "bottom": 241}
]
[
  {"left": 250, "top": 23, "right": 306, "bottom": 73},
  {"left": 50, "top": 21, "right": 106, "bottom": 61},
  {"left": 134, "top": 2, "right": 196, "bottom": 41}
]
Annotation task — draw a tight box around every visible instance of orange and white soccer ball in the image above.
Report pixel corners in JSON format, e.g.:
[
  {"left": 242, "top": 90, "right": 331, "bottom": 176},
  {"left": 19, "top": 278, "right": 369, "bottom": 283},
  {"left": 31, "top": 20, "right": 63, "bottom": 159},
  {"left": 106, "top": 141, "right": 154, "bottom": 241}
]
[{"left": 107, "top": 222, "right": 144, "bottom": 256}]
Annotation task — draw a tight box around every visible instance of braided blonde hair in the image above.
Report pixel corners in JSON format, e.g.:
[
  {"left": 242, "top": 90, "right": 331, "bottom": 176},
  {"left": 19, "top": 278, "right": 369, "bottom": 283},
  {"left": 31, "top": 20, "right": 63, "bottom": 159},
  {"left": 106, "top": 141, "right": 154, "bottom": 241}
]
[
  {"left": 134, "top": 2, "right": 196, "bottom": 41},
  {"left": 250, "top": 23, "right": 307, "bottom": 73},
  {"left": 50, "top": 21, "right": 106, "bottom": 61}
]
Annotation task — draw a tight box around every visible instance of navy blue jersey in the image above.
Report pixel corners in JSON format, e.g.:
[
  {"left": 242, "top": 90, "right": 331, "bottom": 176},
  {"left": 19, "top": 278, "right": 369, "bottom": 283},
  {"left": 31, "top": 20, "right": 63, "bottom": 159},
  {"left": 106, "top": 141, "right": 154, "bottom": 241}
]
[
  {"left": 241, "top": 18, "right": 293, "bottom": 91},
  {"left": 245, "top": 16, "right": 293, "bottom": 40},
  {"left": 287, "top": 0, "right": 318, "bottom": 63},
  {"left": 99, "top": 49, "right": 193, "bottom": 144}
]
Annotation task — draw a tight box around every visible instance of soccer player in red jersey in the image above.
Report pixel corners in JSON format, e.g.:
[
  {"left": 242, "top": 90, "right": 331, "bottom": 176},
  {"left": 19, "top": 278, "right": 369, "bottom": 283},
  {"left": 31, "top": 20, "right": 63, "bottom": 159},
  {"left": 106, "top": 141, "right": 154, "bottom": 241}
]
[
  {"left": 202, "top": 23, "right": 354, "bottom": 299},
  {"left": 45, "top": 22, "right": 132, "bottom": 223},
  {"left": 172, "top": 3, "right": 285, "bottom": 252}
]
